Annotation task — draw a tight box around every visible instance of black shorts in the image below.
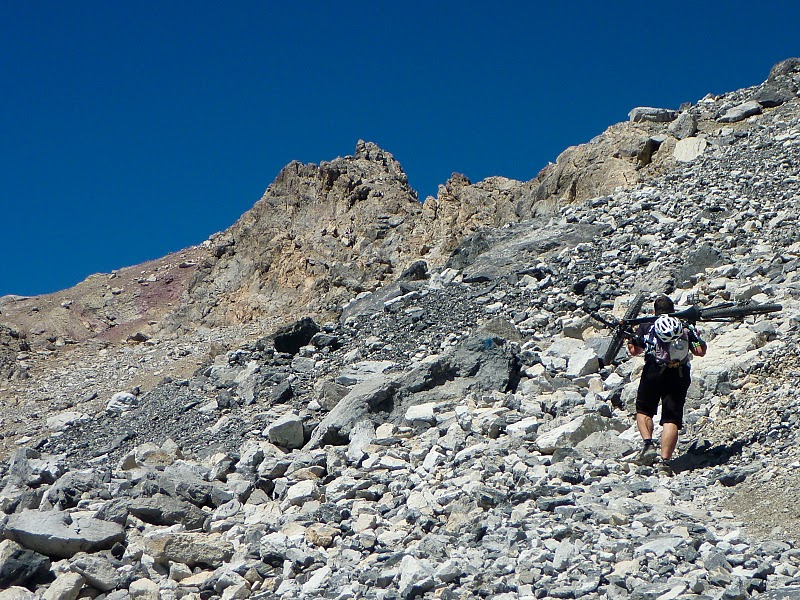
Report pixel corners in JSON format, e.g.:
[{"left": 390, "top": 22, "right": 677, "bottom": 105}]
[{"left": 635, "top": 361, "right": 691, "bottom": 428}]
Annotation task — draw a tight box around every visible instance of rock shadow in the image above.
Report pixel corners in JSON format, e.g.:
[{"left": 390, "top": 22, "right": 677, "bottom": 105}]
[{"left": 671, "top": 439, "right": 746, "bottom": 474}]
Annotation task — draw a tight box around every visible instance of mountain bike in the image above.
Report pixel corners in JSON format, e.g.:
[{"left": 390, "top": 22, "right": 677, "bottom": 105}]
[{"left": 591, "top": 293, "right": 782, "bottom": 365}]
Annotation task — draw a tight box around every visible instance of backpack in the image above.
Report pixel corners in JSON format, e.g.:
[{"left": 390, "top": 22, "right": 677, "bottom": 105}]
[{"left": 643, "top": 324, "right": 691, "bottom": 365}]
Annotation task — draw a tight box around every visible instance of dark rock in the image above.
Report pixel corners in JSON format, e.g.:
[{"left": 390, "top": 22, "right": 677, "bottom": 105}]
[
  {"left": 753, "top": 85, "right": 794, "bottom": 108},
  {"left": 310, "top": 333, "right": 340, "bottom": 349},
  {"left": 448, "top": 335, "right": 520, "bottom": 392},
  {"left": 445, "top": 231, "right": 493, "bottom": 272},
  {"left": 400, "top": 260, "right": 429, "bottom": 281},
  {"left": 0, "top": 541, "right": 51, "bottom": 588},
  {"left": 272, "top": 318, "right": 321, "bottom": 355},
  {"left": 95, "top": 499, "right": 131, "bottom": 525},
  {"left": 768, "top": 57, "right": 800, "bottom": 89},
  {"left": 536, "top": 496, "right": 575, "bottom": 512},
  {"left": 270, "top": 380, "right": 294, "bottom": 403},
  {"left": 126, "top": 494, "right": 207, "bottom": 530},
  {"left": 126, "top": 332, "right": 149, "bottom": 343}
]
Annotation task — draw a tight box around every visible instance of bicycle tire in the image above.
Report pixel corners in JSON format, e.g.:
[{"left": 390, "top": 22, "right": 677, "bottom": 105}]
[
  {"left": 603, "top": 292, "right": 646, "bottom": 365},
  {"left": 700, "top": 303, "right": 782, "bottom": 320}
]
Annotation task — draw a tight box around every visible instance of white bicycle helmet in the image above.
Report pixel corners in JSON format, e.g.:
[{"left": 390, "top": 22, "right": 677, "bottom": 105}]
[{"left": 654, "top": 316, "right": 683, "bottom": 342}]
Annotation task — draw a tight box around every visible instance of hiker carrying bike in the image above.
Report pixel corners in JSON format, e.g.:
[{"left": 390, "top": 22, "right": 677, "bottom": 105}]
[{"left": 627, "top": 295, "right": 707, "bottom": 475}]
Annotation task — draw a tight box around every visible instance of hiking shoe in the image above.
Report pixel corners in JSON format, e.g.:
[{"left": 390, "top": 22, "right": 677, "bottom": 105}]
[
  {"left": 657, "top": 459, "right": 674, "bottom": 477},
  {"left": 635, "top": 443, "right": 659, "bottom": 466}
]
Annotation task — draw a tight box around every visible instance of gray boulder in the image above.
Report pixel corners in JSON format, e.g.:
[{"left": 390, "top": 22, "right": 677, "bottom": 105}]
[
  {"left": 448, "top": 335, "right": 520, "bottom": 390},
  {"left": 125, "top": 494, "right": 207, "bottom": 530},
  {"left": 3, "top": 510, "right": 125, "bottom": 559},
  {"left": 270, "top": 380, "right": 293, "bottom": 403},
  {"left": 42, "top": 572, "right": 85, "bottom": 600},
  {"left": 307, "top": 334, "right": 519, "bottom": 448},
  {"left": 69, "top": 553, "right": 121, "bottom": 592},
  {"left": 753, "top": 84, "right": 794, "bottom": 107},
  {"left": 265, "top": 413, "right": 305, "bottom": 449},
  {"left": 42, "top": 470, "right": 107, "bottom": 509},
  {"left": 398, "top": 555, "right": 435, "bottom": 600},
  {"left": 536, "top": 414, "right": 627, "bottom": 454},
  {"left": 673, "top": 137, "right": 707, "bottom": 163},
  {"left": 153, "top": 462, "right": 234, "bottom": 508},
  {"left": 576, "top": 430, "right": 635, "bottom": 459},
  {"left": 5, "top": 448, "right": 64, "bottom": 489},
  {"left": 718, "top": 100, "right": 762, "bottom": 123},
  {"left": 628, "top": 107, "right": 679, "bottom": 123},
  {"left": 767, "top": 57, "right": 800, "bottom": 91},
  {"left": 667, "top": 111, "right": 698, "bottom": 139},
  {"left": 542, "top": 337, "right": 599, "bottom": 377}
]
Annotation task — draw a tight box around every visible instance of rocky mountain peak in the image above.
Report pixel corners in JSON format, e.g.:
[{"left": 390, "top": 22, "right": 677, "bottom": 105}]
[{"left": 353, "top": 139, "right": 409, "bottom": 182}]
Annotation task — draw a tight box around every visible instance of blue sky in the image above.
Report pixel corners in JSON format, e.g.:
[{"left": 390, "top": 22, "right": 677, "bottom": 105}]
[{"left": 1, "top": 2, "right": 798, "bottom": 297}]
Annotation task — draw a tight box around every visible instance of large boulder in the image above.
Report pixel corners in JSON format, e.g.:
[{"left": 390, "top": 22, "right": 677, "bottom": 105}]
[
  {"left": 767, "top": 57, "right": 800, "bottom": 91},
  {"left": 42, "top": 470, "right": 107, "bottom": 510},
  {"left": 673, "top": 137, "right": 707, "bottom": 163},
  {"left": 628, "top": 107, "right": 679, "bottom": 123},
  {"left": 272, "top": 317, "right": 320, "bottom": 355},
  {"left": 718, "top": 100, "right": 762, "bottom": 123},
  {"left": 535, "top": 414, "right": 627, "bottom": 454},
  {"left": 69, "top": 553, "right": 122, "bottom": 592},
  {"left": 102, "top": 495, "right": 208, "bottom": 530},
  {"left": 3, "top": 511, "right": 125, "bottom": 559},
  {"left": 752, "top": 85, "right": 794, "bottom": 108},
  {"left": 667, "top": 112, "right": 697, "bottom": 139},
  {"left": 541, "top": 337, "right": 599, "bottom": 377},
  {"left": 142, "top": 532, "right": 234, "bottom": 568},
  {"left": 265, "top": 413, "right": 305, "bottom": 449}
]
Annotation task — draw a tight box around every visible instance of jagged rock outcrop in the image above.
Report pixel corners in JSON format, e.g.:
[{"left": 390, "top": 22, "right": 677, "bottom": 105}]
[{"left": 169, "top": 143, "right": 540, "bottom": 330}]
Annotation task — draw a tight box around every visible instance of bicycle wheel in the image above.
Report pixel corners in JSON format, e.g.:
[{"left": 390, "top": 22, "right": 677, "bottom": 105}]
[
  {"left": 700, "top": 303, "right": 782, "bottom": 320},
  {"left": 603, "top": 292, "right": 646, "bottom": 365}
]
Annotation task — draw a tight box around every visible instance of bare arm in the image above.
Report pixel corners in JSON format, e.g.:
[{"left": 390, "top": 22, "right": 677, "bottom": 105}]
[{"left": 627, "top": 337, "right": 645, "bottom": 357}]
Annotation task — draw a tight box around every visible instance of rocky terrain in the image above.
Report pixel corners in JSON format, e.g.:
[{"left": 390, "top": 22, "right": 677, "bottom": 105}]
[{"left": 1, "top": 59, "right": 800, "bottom": 599}]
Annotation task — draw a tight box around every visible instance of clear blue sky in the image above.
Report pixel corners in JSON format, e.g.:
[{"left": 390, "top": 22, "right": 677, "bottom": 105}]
[{"left": 1, "top": 2, "right": 798, "bottom": 297}]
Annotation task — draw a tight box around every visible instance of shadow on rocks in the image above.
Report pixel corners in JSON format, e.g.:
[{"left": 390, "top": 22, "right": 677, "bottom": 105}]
[{"left": 670, "top": 439, "right": 746, "bottom": 474}]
